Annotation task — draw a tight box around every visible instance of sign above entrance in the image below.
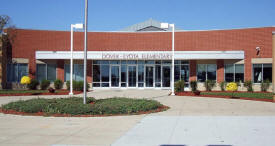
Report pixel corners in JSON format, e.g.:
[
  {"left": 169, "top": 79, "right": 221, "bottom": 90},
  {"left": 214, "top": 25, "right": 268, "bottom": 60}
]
[{"left": 102, "top": 52, "right": 172, "bottom": 60}]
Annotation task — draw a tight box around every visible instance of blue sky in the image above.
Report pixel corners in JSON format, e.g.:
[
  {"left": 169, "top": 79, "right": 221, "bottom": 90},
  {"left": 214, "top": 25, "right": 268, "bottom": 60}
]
[{"left": 1, "top": 0, "right": 275, "bottom": 31}]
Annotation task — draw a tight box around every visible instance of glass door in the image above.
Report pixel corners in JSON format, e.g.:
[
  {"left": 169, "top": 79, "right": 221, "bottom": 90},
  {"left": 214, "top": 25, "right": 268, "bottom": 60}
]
[
  {"left": 128, "top": 65, "right": 137, "bottom": 87},
  {"left": 162, "top": 66, "right": 171, "bottom": 87},
  {"left": 145, "top": 66, "right": 154, "bottom": 87},
  {"left": 111, "top": 65, "right": 120, "bottom": 87}
]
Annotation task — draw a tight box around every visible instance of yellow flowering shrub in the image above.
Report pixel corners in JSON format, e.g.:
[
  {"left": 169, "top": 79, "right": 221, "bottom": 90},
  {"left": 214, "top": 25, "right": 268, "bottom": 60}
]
[
  {"left": 20, "top": 76, "right": 31, "bottom": 85},
  {"left": 226, "top": 82, "right": 238, "bottom": 92}
]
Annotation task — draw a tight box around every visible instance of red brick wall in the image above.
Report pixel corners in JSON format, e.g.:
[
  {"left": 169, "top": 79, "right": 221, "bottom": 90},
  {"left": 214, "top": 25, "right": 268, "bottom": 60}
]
[
  {"left": 189, "top": 60, "right": 197, "bottom": 81},
  {"left": 9, "top": 27, "right": 275, "bottom": 81},
  {"left": 216, "top": 60, "right": 224, "bottom": 83},
  {"left": 57, "top": 60, "right": 64, "bottom": 81}
]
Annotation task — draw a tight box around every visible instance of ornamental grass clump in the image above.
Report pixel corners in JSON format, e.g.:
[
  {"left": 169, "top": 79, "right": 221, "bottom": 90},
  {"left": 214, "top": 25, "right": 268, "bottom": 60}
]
[
  {"left": 226, "top": 82, "right": 238, "bottom": 98},
  {"left": 174, "top": 80, "right": 185, "bottom": 92}
]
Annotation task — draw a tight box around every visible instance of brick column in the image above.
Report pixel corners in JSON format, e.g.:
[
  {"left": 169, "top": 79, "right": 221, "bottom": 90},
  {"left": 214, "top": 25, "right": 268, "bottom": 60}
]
[
  {"left": 216, "top": 59, "right": 224, "bottom": 83},
  {"left": 57, "top": 60, "right": 64, "bottom": 81},
  {"left": 189, "top": 60, "right": 197, "bottom": 81},
  {"left": 28, "top": 53, "right": 36, "bottom": 79},
  {"left": 244, "top": 57, "right": 252, "bottom": 81},
  {"left": 87, "top": 60, "right": 92, "bottom": 83}
]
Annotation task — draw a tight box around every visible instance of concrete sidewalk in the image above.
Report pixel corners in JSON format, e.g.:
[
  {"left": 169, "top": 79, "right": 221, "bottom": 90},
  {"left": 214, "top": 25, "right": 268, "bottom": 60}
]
[
  {"left": 112, "top": 116, "right": 275, "bottom": 146},
  {"left": 0, "top": 89, "right": 275, "bottom": 146}
]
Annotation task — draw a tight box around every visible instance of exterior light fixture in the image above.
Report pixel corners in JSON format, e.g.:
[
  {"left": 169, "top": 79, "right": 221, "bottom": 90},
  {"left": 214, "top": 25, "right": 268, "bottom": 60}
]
[
  {"left": 161, "top": 23, "right": 175, "bottom": 96},
  {"left": 69, "top": 23, "right": 84, "bottom": 96}
]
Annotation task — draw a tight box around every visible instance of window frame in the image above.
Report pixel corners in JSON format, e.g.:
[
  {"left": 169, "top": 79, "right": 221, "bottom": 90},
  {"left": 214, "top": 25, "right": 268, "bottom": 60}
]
[
  {"left": 7, "top": 63, "right": 29, "bottom": 83},
  {"left": 36, "top": 63, "right": 57, "bottom": 82},
  {"left": 224, "top": 64, "right": 244, "bottom": 83},
  {"left": 196, "top": 64, "right": 217, "bottom": 82},
  {"left": 252, "top": 63, "right": 272, "bottom": 83}
]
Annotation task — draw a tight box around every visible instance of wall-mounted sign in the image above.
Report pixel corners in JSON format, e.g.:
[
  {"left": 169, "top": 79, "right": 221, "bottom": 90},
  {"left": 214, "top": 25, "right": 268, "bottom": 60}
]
[{"left": 102, "top": 52, "right": 172, "bottom": 60}]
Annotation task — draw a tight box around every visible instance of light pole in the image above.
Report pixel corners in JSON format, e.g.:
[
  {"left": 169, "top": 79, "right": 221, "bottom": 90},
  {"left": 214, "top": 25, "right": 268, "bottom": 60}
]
[
  {"left": 70, "top": 23, "right": 84, "bottom": 96},
  {"left": 161, "top": 23, "right": 175, "bottom": 96},
  {"left": 83, "top": 0, "right": 88, "bottom": 104}
]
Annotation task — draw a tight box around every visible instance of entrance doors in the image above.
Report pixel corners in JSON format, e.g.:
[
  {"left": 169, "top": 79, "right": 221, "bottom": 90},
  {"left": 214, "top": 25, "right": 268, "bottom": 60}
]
[
  {"left": 162, "top": 66, "right": 171, "bottom": 87},
  {"left": 128, "top": 66, "right": 136, "bottom": 87},
  {"left": 145, "top": 66, "right": 154, "bottom": 87},
  {"left": 111, "top": 65, "right": 120, "bottom": 87}
]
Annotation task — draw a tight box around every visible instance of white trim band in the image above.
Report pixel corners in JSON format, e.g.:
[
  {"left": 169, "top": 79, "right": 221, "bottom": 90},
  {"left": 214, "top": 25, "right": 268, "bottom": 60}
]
[{"left": 36, "top": 51, "right": 244, "bottom": 60}]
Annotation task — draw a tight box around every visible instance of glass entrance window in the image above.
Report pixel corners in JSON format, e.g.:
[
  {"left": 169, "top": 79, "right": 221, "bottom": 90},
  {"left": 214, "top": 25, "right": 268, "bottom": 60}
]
[
  {"left": 155, "top": 65, "right": 161, "bottom": 87},
  {"left": 92, "top": 60, "right": 190, "bottom": 88},
  {"left": 121, "top": 65, "right": 127, "bottom": 87},
  {"left": 101, "top": 65, "right": 109, "bottom": 87},
  {"left": 145, "top": 66, "right": 154, "bottom": 87},
  {"left": 162, "top": 66, "right": 171, "bottom": 87},
  {"left": 111, "top": 66, "right": 120, "bottom": 87},
  {"left": 128, "top": 66, "right": 136, "bottom": 87},
  {"left": 138, "top": 65, "right": 144, "bottom": 87}
]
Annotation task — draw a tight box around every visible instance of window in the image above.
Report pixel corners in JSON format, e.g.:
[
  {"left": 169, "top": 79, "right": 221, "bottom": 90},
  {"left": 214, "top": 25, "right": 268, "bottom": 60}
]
[
  {"left": 64, "top": 64, "right": 83, "bottom": 81},
  {"left": 197, "top": 64, "right": 216, "bottom": 82},
  {"left": 36, "top": 64, "right": 56, "bottom": 81},
  {"left": 253, "top": 64, "right": 272, "bottom": 83},
  {"left": 7, "top": 63, "right": 28, "bottom": 82},
  {"left": 225, "top": 64, "right": 244, "bottom": 82}
]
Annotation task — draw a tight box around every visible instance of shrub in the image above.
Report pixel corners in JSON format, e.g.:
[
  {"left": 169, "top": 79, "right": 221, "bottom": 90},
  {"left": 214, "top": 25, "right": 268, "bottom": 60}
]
[
  {"left": 27, "top": 79, "right": 39, "bottom": 90},
  {"left": 1, "top": 97, "right": 163, "bottom": 116},
  {"left": 190, "top": 80, "right": 198, "bottom": 92},
  {"left": 204, "top": 80, "right": 216, "bottom": 91},
  {"left": 40, "top": 80, "right": 50, "bottom": 90},
  {"left": 244, "top": 80, "right": 253, "bottom": 92},
  {"left": 2, "top": 98, "right": 49, "bottom": 113},
  {"left": 219, "top": 81, "right": 226, "bottom": 91},
  {"left": 66, "top": 80, "right": 90, "bottom": 91},
  {"left": 90, "top": 98, "right": 162, "bottom": 115},
  {"left": 54, "top": 79, "right": 63, "bottom": 89},
  {"left": 175, "top": 80, "right": 185, "bottom": 92},
  {"left": 261, "top": 80, "right": 271, "bottom": 92},
  {"left": 226, "top": 82, "right": 238, "bottom": 92}
]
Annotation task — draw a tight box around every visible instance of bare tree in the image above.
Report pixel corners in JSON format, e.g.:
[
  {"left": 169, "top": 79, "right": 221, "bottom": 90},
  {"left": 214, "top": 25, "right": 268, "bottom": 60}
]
[{"left": 0, "top": 15, "right": 11, "bottom": 34}]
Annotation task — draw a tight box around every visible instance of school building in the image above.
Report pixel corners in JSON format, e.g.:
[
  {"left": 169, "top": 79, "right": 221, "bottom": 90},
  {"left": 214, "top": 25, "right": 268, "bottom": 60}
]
[{"left": 0, "top": 19, "right": 274, "bottom": 91}]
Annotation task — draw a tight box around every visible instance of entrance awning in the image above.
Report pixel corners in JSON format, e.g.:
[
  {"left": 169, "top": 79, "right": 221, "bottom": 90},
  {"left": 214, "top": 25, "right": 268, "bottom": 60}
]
[{"left": 36, "top": 51, "right": 244, "bottom": 60}]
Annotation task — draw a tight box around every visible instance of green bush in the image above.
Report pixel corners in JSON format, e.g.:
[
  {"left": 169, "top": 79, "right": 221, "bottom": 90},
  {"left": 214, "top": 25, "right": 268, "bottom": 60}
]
[
  {"left": 219, "top": 81, "right": 226, "bottom": 91},
  {"left": 90, "top": 98, "right": 162, "bottom": 115},
  {"left": 40, "top": 80, "right": 50, "bottom": 90},
  {"left": 27, "top": 79, "right": 39, "bottom": 90},
  {"left": 2, "top": 98, "right": 49, "bottom": 113},
  {"left": 261, "top": 80, "right": 271, "bottom": 92},
  {"left": 1, "top": 97, "right": 164, "bottom": 116},
  {"left": 244, "top": 80, "right": 253, "bottom": 92},
  {"left": 204, "top": 80, "right": 216, "bottom": 91},
  {"left": 54, "top": 79, "right": 63, "bottom": 89},
  {"left": 66, "top": 80, "right": 90, "bottom": 91},
  {"left": 190, "top": 80, "right": 198, "bottom": 92},
  {"left": 175, "top": 80, "right": 185, "bottom": 92}
]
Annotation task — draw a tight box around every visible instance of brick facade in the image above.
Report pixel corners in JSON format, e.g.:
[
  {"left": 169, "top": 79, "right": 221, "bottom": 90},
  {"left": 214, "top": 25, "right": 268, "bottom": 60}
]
[{"left": 7, "top": 27, "right": 275, "bottom": 83}]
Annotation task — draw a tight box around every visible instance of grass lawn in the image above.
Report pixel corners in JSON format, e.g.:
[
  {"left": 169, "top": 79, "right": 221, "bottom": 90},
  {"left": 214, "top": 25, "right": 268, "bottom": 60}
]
[
  {"left": 0, "top": 90, "right": 47, "bottom": 94},
  {"left": 201, "top": 92, "right": 273, "bottom": 100},
  {"left": 0, "top": 90, "right": 68, "bottom": 94}
]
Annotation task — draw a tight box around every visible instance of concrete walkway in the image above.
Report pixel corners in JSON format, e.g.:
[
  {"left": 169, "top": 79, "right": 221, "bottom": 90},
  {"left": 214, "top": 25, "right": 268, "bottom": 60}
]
[{"left": 0, "top": 89, "right": 275, "bottom": 146}]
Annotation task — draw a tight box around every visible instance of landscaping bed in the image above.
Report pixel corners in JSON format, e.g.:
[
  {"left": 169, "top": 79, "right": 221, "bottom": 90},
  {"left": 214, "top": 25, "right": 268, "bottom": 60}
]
[
  {"left": 0, "top": 90, "right": 82, "bottom": 96},
  {"left": 176, "top": 91, "right": 274, "bottom": 102},
  {"left": 0, "top": 97, "right": 169, "bottom": 117}
]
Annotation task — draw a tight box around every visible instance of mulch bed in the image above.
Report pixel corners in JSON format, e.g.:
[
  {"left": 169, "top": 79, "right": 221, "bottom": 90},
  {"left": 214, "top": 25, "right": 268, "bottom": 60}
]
[
  {"left": 0, "top": 90, "right": 83, "bottom": 96},
  {"left": 0, "top": 105, "right": 169, "bottom": 117},
  {"left": 176, "top": 91, "right": 273, "bottom": 102}
]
